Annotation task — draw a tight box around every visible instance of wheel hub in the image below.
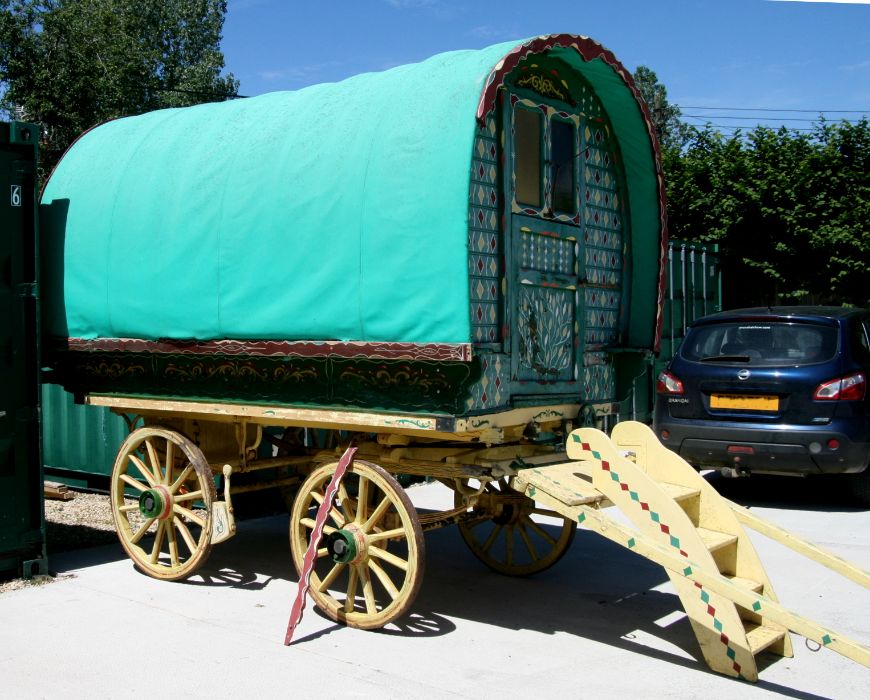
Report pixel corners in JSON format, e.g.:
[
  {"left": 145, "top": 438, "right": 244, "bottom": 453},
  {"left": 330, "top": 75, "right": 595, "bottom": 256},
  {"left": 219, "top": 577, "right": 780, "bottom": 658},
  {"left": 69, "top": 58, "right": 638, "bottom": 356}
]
[
  {"left": 139, "top": 485, "right": 173, "bottom": 520},
  {"left": 325, "top": 526, "right": 366, "bottom": 564}
]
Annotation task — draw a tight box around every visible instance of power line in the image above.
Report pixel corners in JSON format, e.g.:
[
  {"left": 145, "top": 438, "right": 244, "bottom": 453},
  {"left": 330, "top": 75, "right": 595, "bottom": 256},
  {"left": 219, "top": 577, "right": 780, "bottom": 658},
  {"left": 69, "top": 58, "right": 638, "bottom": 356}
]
[
  {"left": 683, "top": 113, "right": 827, "bottom": 123},
  {"left": 677, "top": 104, "right": 869, "bottom": 114}
]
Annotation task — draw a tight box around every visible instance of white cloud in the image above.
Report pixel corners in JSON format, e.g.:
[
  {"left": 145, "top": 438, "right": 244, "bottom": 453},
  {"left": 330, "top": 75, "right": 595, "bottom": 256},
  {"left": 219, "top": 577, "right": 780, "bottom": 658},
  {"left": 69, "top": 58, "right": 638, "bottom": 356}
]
[{"left": 468, "top": 25, "right": 519, "bottom": 41}]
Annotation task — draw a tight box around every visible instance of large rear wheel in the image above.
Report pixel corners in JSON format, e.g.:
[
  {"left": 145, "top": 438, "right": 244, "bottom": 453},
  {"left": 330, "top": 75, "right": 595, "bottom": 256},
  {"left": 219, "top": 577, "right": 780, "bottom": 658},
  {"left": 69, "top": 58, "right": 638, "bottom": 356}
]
[{"left": 289, "top": 460, "right": 424, "bottom": 629}]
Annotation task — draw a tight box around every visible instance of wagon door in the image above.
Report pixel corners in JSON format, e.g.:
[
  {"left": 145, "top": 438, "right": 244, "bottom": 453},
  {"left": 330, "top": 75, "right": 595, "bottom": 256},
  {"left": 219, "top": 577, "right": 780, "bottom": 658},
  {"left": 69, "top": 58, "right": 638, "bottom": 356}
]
[
  {"left": 504, "top": 92, "right": 582, "bottom": 396},
  {"left": 503, "top": 83, "right": 626, "bottom": 408}
]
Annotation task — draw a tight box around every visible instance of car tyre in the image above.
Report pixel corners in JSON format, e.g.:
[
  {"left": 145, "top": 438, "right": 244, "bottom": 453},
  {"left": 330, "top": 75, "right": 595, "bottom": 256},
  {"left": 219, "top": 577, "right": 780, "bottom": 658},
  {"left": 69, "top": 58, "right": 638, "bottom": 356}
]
[{"left": 847, "top": 466, "right": 870, "bottom": 508}]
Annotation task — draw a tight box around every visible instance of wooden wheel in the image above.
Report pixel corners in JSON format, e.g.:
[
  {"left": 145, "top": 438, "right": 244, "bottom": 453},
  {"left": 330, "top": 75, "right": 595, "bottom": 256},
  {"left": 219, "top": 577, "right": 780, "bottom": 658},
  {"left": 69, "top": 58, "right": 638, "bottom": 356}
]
[
  {"left": 289, "top": 460, "right": 424, "bottom": 630},
  {"left": 110, "top": 427, "right": 216, "bottom": 580},
  {"left": 455, "top": 476, "right": 575, "bottom": 576}
]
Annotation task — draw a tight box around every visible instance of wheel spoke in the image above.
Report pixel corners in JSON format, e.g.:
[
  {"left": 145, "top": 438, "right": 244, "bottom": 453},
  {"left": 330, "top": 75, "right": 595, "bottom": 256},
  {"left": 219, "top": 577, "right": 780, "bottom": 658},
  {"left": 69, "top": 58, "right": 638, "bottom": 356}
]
[
  {"left": 317, "top": 561, "right": 347, "bottom": 592},
  {"left": 130, "top": 517, "right": 157, "bottom": 544},
  {"left": 526, "top": 518, "right": 558, "bottom": 546},
  {"left": 338, "top": 483, "right": 355, "bottom": 523},
  {"left": 368, "top": 559, "right": 399, "bottom": 600},
  {"left": 344, "top": 566, "right": 359, "bottom": 613},
  {"left": 173, "top": 504, "right": 206, "bottom": 529},
  {"left": 164, "top": 440, "right": 175, "bottom": 486},
  {"left": 120, "top": 473, "right": 149, "bottom": 493},
  {"left": 167, "top": 521, "right": 179, "bottom": 567},
  {"left": 129, "top": 454, "right": 157, "bottom": 488},
  {"left": 169, "top": 464, "right": 194, "bottom": 494},
  {"left": 310, "top": 491, "right": 346, "bottom": 527},
  {"left": 517, "top": 521, "right": 538, "bottom": 560},
  {"left": 299, "top": 517, "right": 336, "bottom": 536},
  {"left": 365, "top": 527, "right": 406, "bottom": 544},
  {"left": 150, "top": 521, "right": 166, "bottom": 564},
  {"left": 368, "top": 545, "right": 409, "bottom": 572},
  {"left": 144, "top": 438, "right": 163, "bottom": 482},
  {"left": 175, "top": 518, "right": 197, "bottom": 555},
  {"left": 173, "top": 489, "right": 204, "bottom": 504},
  {"left": 481, "top": 522, "right": 503, "bottom": 553},
  {"left": 362, "top": 494, "right": 392, "bottom": 533},
  {"left": 118, "top": 503, "right": 140, "bottom": 513},
  {"left": 355, "top": 477, "right": 369, "bottom": 524},
  {"left": 360, "top": 567, "right": 377, "bottom": 615}
]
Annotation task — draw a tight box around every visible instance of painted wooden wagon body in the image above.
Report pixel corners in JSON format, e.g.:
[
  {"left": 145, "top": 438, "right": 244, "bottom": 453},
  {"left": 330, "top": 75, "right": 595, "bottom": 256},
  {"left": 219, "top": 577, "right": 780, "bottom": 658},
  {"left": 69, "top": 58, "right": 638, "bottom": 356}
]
[
  {"left": 34, "top": 37, "right": 870, "bottom": 681},
  {"left": 38, "top": 34, "right": 670, "bottom": 631},
  {"left": 41, "top": 33, "right": 665, "bottom": 423}
]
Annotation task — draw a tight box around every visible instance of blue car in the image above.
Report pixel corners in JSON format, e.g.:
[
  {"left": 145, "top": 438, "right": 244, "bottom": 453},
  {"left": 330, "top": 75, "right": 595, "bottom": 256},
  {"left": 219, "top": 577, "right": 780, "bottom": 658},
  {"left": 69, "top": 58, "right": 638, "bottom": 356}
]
[{"left": 654, "top": 306, "right": 870, "bottom": 504}]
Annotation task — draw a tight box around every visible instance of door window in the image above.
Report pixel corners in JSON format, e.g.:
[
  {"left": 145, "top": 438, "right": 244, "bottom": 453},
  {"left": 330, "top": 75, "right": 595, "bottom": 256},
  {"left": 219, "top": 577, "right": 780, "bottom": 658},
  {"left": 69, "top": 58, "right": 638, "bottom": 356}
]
[
  {"left": 509, "top": 96, "right": 579, "bottom": 223},
  {"left": 513, "top": 107, "right": 542, "bottom": 208}
]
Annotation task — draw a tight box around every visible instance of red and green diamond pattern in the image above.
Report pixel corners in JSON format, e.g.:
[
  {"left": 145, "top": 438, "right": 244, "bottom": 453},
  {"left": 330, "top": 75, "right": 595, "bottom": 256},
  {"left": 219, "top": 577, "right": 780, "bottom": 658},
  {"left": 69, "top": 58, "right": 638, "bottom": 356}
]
[{"left": 573, "top": 434, "right": 745, "bottom": 677}]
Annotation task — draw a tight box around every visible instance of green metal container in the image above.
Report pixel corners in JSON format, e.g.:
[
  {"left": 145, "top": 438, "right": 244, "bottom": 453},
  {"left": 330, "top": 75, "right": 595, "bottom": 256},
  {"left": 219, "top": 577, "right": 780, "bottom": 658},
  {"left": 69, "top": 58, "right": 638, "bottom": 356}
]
[
  {"left": 0, "top": 120, "right": 46, "bottom": 580},
  {"left": 41, "top": 382, "right": 129, "bottom": 488}
]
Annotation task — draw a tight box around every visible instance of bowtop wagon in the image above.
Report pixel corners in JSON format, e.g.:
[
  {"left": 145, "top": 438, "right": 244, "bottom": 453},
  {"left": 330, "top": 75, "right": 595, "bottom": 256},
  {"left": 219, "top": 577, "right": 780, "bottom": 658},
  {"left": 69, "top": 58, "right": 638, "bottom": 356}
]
[{"left": 38, "top": 34, "right": 869, "bottom": 680}]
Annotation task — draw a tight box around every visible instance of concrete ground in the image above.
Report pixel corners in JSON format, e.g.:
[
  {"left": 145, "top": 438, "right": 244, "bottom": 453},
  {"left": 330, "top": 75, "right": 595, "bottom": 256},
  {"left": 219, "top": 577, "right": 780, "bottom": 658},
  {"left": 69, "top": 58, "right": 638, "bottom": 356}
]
[{"left": 1, "top": 476, "right": 868, "bottom": 699}]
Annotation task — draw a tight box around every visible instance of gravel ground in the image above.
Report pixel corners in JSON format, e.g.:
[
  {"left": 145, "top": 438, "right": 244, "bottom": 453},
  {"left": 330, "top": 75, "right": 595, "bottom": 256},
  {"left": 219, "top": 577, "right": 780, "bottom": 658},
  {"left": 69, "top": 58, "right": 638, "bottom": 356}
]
[{"left": 0, "top": 491, "right": 119, "bottom": 595}]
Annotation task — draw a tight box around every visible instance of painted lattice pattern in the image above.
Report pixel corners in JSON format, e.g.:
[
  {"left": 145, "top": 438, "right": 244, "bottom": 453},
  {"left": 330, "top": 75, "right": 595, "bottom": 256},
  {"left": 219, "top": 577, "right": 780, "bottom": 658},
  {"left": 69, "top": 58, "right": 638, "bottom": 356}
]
[
  {"left": 465, "top": 351, "right": 511, "bottom": 412},
  {"left": 584, "top": 287, "right": 621, "bottom": 348},
  {"left": 582, "top": 123, "right": 623, "bottom": 286},
  {"left": 469, "top": 114, "right": 501, "bottom": 344},
  {"left": 582, "top": 352, "right": 614, "bottom": 403},
  {"left": 520, "top": 230, "right": 575, "bottom": 275}
]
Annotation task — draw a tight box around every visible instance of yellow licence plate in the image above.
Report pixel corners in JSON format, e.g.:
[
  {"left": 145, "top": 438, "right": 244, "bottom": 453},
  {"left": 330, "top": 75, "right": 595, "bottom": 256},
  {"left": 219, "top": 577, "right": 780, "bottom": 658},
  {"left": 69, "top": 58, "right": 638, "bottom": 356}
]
[{"left": 710, "top": 394, "right": 779, "bottom": 411}]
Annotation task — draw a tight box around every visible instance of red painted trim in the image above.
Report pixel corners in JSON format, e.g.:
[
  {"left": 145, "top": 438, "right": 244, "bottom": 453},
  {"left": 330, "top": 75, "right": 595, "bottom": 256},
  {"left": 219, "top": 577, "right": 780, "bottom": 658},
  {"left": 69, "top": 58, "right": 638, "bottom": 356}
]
[
  {"left": 61, "top": 337, "right": 474, "bottom": 362},
  {"left": 476, "top": 34, "right": 668, "bottom": 353}
]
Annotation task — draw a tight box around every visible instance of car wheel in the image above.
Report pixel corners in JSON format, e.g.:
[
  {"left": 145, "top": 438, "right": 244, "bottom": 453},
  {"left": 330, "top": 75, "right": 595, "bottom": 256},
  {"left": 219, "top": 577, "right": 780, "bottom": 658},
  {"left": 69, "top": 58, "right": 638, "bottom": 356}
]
[{"left": 847, "top": 467, "right": 870, "bottom": 507}]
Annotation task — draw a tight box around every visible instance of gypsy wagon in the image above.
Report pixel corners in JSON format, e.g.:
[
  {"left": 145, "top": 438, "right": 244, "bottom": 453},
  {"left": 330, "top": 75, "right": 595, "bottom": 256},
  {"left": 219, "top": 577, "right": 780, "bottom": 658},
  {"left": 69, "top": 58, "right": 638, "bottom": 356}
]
[{"left": 38, "top": 34, "right": 869, "bottom": 680}]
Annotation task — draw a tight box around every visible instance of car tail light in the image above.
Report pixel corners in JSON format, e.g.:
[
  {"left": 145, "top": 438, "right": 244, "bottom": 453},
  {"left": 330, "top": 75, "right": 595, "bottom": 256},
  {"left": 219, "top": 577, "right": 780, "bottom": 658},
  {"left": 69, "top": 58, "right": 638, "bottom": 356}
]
[
  {"left": 813, "top": 371, "right": 866, "bottom": 401},
  {"left": 656, "top": 370, "right": 684, "bottom": 395}
]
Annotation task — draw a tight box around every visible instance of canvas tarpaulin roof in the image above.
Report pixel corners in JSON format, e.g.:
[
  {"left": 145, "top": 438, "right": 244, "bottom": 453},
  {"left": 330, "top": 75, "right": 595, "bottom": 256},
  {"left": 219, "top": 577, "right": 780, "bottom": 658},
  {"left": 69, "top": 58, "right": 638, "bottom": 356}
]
[{"left": 41, "top": 35, "right": 665, "bottom": 348}]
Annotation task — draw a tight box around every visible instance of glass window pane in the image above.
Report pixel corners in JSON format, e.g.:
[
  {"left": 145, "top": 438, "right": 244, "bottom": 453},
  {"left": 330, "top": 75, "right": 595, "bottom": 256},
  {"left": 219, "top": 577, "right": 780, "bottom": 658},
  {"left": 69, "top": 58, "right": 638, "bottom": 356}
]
[
  {"left": 514, "top": 108, "right": 541, "bottom": 208},
  {"left": 551, "top": 119, "right": 575, "bottom": 214}
]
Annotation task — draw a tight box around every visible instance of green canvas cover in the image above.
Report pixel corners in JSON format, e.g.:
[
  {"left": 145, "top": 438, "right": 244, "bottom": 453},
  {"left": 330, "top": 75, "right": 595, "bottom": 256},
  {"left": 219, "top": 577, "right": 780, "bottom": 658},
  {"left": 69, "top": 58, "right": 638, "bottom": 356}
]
[{"left": 41, "top": 35, "right": 664, "bottom": 349}]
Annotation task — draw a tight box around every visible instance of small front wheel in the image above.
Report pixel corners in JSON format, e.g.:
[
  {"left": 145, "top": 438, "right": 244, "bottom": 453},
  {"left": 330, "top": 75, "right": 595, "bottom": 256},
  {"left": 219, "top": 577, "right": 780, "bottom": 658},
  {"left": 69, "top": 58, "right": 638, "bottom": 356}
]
[
  {"left": 110, "top": 427, "right": 216, "bottom": 580},
  {"left": 455, "top": 477, "right": 576, "bottom": 576}
]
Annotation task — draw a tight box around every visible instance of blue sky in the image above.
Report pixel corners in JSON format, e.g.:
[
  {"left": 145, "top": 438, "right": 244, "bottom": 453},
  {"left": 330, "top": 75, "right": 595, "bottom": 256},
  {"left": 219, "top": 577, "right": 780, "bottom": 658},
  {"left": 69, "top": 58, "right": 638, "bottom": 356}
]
[{"left": 221, "top": 0, "right": 870, "bottom": 133}]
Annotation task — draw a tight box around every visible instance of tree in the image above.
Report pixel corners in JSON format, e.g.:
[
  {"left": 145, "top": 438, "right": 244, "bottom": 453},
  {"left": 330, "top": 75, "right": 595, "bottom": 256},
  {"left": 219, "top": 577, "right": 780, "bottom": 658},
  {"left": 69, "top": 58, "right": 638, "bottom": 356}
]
[
  {"left": 665, "top": 120, "right": 870, "bottom": 309},
  {"left": 632, "top": 65, "right": 689, "bottom": 152},
  {"left": 0, "top": 0, "right": 238, "bottom": 175}
]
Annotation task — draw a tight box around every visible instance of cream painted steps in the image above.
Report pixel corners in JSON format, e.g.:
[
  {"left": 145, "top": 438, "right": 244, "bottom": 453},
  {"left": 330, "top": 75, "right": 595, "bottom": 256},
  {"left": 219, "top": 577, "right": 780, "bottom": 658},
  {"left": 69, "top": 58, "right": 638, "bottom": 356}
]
[
  {"left": 610, "top": 421, "right": 796, "bottom": 663},
  {"left": 513, "top": 424, "right": 870, "bottom": 678},
  {"left": 512, "top": 426, "right": 791, "bottom": 681}
]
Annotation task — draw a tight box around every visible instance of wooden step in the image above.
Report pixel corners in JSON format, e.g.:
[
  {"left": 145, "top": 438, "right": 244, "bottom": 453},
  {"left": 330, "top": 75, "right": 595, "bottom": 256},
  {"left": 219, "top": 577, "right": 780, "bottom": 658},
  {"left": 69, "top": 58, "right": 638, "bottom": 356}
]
[
  {"left": 745, "top": 623, "right": 788, "bottom": 655},
  {"left": 659, "top": 481, "right": 701, "bottom": 503},
  {"left": 516, "top": 462, "right": 609, "bottom": 507},
  {"left": 696, "top": 527, "right": 739, "bottom": 553},
  {"left": 726, "top": 574, "right": 764, "bottom": 593}
]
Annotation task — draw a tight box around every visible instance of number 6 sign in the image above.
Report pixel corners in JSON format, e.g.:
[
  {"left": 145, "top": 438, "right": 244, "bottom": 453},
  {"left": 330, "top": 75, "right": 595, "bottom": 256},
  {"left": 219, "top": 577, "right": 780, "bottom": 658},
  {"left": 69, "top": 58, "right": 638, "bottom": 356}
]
[{"left": 10, "top": 185, "right": 21, "bottom": 207}]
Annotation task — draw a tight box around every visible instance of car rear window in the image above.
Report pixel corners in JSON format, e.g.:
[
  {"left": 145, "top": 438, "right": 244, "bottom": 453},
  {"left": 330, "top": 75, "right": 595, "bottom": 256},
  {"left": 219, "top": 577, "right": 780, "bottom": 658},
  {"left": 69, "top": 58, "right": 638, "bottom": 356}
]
[{"left": 680, "top": 321, "right": 839, "bottom": 366}]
